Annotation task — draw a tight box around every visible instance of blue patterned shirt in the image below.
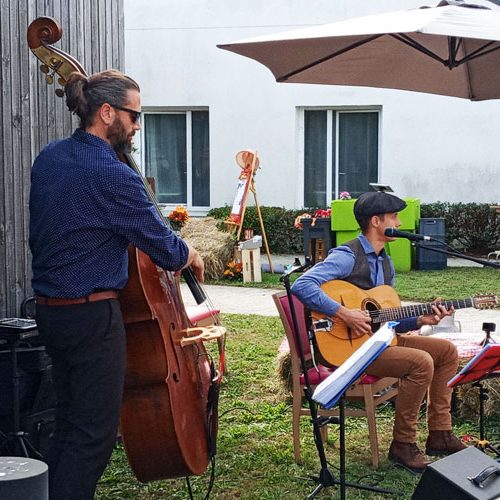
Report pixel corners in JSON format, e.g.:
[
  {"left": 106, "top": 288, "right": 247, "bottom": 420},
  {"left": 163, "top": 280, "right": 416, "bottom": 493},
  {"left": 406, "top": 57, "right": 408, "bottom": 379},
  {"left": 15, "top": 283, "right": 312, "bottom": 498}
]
[
  {"left": 29, "top": 128, "right": 189, "bottom": 298},
  {"left": 292, "top": 234, "right": 418, "bottom": 332}
]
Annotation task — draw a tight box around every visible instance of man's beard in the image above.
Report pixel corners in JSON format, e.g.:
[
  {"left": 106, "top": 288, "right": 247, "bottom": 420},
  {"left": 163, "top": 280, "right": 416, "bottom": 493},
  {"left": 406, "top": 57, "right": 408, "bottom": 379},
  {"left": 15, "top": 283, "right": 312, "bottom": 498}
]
[{"left": 107, "top": 117, "right": 132, "bottom": 154}]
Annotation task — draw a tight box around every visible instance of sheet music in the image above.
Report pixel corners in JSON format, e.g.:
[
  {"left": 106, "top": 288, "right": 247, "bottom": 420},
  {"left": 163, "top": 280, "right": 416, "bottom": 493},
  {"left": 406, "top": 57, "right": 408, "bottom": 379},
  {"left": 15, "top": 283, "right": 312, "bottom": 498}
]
[
  {"left": 448, "top": 343, "right": 500, "bottom": 387},
  {"left": 312, "top": 322, "right": 397, "bottom": 409}
]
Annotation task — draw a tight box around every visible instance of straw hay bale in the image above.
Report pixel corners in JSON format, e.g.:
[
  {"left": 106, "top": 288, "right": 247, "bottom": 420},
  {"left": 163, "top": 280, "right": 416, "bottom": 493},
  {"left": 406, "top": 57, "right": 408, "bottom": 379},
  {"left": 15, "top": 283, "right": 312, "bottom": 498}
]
[
  {"left": 180, "top": 217, "right": 236, "bottom": 280},
  {"left": 454, "top": 359, "right": 500, "bottom": 418},
  {"left": 276, "top": 350, "right": 293, "bottom": 394}
]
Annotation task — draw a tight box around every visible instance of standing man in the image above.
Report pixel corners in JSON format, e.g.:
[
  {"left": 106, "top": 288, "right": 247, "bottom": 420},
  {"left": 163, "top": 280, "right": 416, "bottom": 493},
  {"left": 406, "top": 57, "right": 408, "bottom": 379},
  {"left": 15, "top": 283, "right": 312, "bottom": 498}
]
[
  {"left": 292, "top": 191, "right": 466, "bottom": 473},
  {"left": 29, "top": 70, "right": 204, "bottom": 499}
]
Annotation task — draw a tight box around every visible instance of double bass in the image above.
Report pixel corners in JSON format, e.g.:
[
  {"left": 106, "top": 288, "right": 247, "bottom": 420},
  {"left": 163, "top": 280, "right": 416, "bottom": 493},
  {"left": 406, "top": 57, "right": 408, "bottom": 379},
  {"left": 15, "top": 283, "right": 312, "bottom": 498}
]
[{"left": 27, "top": 17, "right": 225, "bottom": 482}]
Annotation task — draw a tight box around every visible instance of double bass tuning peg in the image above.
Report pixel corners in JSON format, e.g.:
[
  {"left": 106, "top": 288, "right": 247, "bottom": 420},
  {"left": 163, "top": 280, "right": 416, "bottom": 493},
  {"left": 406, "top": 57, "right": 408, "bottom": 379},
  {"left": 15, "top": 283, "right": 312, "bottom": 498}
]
[
  {"left": 39, "top": 64, "right": 54, "bottom": 84},
  {"left": 39, "top": 61, "right": 65, "bottom": 96}
]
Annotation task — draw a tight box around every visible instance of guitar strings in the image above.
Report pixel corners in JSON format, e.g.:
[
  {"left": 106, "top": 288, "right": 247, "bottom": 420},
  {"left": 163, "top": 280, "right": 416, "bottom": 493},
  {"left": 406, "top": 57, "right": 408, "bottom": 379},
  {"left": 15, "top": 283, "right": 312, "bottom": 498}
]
[{"left": 370, "top": 298, "right": 475, "bottom": 324}]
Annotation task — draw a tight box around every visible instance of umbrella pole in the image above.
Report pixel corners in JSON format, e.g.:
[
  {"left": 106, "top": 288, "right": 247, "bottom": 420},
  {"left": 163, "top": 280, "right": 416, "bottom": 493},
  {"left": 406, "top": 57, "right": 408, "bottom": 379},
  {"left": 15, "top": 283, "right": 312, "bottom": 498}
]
[{"left": 281, "top": 270, "right": 395, "bottom": 499}]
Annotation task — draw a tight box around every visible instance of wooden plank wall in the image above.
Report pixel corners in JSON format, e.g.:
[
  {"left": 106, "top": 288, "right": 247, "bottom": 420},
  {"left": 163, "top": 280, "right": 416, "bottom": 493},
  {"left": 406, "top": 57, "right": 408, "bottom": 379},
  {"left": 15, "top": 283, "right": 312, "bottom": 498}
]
[{"left": 0, "top": 0, "right": 124, "bottom": 317}]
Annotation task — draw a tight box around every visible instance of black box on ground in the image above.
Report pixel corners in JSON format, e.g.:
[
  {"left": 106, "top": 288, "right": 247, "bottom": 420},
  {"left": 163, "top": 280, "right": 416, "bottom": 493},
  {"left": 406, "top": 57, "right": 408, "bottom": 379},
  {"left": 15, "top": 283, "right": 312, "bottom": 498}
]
[
  {"left": 417, "top": 218, "right": 447, "bottom": 270},
  {"left": 412, "top": 446, "right": 500, "bottom": 499}
]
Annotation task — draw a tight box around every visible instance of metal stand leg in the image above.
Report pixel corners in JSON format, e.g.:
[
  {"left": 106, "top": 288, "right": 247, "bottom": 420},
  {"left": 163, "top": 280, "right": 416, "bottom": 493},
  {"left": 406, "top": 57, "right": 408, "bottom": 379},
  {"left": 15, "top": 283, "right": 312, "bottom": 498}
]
[
  {"left": 474, "top": 381, "right": 500, "bottom": 458},
  {"left": 4, "top": 339, "right": 43, "bottom": 459}
]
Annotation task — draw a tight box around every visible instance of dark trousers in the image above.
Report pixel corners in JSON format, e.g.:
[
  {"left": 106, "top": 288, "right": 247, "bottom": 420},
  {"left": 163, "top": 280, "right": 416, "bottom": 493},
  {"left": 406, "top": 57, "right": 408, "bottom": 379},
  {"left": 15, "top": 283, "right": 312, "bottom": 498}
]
[{"left": 36, "top": 299, "right": 126, "bottom": 500}]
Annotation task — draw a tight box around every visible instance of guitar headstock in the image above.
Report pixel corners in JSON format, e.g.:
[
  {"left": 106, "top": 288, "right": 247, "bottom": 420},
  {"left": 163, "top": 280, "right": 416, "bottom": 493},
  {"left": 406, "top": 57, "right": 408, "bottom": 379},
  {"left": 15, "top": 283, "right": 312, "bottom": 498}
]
[{"left": 472, "top": 294, "right": 499, "bottom": 310}]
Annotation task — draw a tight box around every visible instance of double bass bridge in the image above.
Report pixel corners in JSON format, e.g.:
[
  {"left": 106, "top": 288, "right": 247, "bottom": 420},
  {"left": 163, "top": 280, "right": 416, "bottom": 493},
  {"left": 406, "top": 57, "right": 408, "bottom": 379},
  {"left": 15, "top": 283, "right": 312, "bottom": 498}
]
[{"left": 180, "top": 325, "right": 226, "bottom": 347}]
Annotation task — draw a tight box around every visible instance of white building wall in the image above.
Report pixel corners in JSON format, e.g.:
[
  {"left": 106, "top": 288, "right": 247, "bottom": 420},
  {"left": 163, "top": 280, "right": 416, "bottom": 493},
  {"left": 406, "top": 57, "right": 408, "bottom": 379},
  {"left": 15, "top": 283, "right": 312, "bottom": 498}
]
[{"left": 124, "top": 0, "right": 500, "bottom": 210}]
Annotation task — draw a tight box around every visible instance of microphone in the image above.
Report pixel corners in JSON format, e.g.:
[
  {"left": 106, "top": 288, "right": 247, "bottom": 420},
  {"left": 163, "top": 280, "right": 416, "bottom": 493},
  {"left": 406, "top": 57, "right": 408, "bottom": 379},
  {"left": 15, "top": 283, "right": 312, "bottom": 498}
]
[{"left": 384, "top": 228, "right": 431, "bottom": 241}]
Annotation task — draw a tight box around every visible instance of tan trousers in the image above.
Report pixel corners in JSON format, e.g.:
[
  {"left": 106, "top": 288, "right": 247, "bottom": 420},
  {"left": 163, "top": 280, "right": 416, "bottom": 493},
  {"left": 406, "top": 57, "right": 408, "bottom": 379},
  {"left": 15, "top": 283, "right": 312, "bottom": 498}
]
[{"left": 365, "top": 334, "right": 459, "bottom": 443}]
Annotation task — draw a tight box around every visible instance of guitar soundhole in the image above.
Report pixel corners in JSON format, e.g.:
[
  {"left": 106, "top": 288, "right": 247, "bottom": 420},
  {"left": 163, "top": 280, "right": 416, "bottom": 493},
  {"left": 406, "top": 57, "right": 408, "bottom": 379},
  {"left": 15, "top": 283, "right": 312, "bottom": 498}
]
[{"left": 362, "top": 299, "right": 381, "bottom": 333}]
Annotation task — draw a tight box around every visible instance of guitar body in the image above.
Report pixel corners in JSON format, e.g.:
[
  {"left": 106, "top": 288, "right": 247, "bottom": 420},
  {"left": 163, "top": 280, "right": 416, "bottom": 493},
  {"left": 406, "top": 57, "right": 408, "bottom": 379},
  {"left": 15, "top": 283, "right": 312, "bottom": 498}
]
[
  {"left": 312, "top": 280, "right": 399, "bottom": 367},
  {"left": 311, "top": 280, "right": 497, "bottom": 367}
]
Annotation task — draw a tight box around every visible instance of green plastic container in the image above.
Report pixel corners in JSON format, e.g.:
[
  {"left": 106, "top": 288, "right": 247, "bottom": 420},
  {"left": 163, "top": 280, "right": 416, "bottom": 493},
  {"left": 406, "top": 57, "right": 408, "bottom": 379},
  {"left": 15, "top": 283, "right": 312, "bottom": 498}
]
[
  {"left": 331, "top": 200, "right": 359, "bottom": 231},
  {"left": 335, "top": 230, "right": 361, "bottom": 246},
  {"left": 385, "top": 238, "right": 413, "bottom": 272},
  {"left": 331, "top": 197, "right": 420, "bottom": 230},
  {"left": 399, "top": 198, "right": 421, "bottom": 230},
  {"left": 330, "top": 196, "right": 419, "bottom": 272}
]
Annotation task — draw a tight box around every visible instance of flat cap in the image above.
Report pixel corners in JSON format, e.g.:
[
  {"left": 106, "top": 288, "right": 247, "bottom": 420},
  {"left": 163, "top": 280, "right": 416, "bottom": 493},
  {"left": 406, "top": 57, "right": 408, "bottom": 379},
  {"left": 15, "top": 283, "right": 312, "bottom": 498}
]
[{"left": 353, "top": 191, "right": 407, "bottom": 218}]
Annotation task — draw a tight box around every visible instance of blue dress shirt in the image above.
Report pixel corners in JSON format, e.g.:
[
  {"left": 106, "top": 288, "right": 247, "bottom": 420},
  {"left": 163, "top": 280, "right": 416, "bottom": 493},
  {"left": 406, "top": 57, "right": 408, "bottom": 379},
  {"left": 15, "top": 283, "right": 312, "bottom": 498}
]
[
  {"left": 291, "top": 234, "right": 418, "bottom": 332},
  {"left": 29, "top": 128, "right": 189, "bottom": 298}
]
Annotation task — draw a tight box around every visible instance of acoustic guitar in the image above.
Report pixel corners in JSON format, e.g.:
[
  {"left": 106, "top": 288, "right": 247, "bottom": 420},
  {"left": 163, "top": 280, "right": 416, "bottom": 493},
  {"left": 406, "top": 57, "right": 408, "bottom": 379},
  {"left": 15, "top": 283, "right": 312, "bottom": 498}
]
[{"left": 311, "top": 280, "right": 498, "bottom": 367}]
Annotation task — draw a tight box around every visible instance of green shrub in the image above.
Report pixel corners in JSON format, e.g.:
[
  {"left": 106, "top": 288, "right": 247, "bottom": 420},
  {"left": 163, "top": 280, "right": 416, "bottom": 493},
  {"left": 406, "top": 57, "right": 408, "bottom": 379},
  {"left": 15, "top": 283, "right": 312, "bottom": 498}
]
[
  {"left": 421, "top": 202, "right": 500, "bottom": 254},
  {"left": 208, "top": 203, "right": 500, "bottom": 256}
]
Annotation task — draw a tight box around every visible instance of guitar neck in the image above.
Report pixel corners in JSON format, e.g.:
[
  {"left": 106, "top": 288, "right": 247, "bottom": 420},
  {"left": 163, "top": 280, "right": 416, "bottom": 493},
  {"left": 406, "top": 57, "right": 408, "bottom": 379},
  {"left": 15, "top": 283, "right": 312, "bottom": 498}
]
[{"left": 371, "top": 298, "right": 474, "bottom": 324}]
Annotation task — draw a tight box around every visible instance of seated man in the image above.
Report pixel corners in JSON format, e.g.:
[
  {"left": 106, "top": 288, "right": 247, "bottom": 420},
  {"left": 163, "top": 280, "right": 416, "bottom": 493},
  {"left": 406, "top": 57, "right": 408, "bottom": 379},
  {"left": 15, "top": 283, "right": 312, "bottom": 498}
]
[{"left": 292, "top": 191, "right": 466, "bottom": 472}]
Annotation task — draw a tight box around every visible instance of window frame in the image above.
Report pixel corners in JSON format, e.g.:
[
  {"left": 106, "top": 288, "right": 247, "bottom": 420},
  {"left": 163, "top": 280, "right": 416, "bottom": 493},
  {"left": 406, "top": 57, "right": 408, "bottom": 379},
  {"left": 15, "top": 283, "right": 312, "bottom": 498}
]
[
  {"left": 139, "top": 107, "right": 210, "bottom": 215},
  {"left": 300, "top": 106, "right": 382, "bottom": 207}
]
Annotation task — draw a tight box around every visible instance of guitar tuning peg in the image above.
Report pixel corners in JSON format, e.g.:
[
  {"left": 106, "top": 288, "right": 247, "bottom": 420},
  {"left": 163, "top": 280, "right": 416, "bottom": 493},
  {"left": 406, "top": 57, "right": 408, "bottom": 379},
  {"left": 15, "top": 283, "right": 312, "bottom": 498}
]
[
  {"left": 55, "top": 88, "right": 65, "bottom": 98},
  {"left": 40, "top": 64, "right": 49, "bottom": 74},
  {"left": 46, "top": 74, "right": 54, "bottom": 85}
]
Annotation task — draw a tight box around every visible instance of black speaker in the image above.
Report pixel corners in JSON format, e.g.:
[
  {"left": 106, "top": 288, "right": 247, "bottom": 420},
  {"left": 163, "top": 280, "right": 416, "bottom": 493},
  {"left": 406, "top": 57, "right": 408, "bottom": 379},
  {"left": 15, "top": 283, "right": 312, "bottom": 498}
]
[
  {"left": 0, "top": 346, "right": 55, "bottom": 459},
  {"left": 0, "top": 347, "right": 55, "bottom": 420},
  {"left": 412, "top": 447, "right": 500, "bottom": 499}
]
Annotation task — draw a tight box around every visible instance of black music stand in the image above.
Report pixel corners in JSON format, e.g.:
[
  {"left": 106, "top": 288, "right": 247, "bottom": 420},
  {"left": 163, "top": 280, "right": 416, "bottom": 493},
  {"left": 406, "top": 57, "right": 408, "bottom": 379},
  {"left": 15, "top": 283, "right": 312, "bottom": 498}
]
[
  {"left": 0, "top": 318, "right": 43, "bottom": 459},
  {"left": 280, "top": 267, "right": 394, "bottom": 499},
  {"left": 448, "top": 343, "right": 500, "bottom": 458}
]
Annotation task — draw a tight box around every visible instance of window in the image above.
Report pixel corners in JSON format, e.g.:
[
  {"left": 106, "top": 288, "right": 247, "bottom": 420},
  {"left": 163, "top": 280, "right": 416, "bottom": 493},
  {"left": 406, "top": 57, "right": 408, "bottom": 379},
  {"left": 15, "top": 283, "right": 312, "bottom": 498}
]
[
  {"left": 143, "top": 110, "right": 210, "bottom": 208},
  {"left": 303, "top": 109, "right": 379, "bottom": 206}
]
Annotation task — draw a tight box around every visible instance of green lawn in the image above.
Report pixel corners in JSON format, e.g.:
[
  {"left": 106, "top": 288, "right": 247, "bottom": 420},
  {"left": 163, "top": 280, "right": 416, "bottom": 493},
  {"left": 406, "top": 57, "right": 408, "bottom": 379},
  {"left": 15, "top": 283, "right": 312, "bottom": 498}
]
[
  {"left": 95, "top": 306, "right": 499, "bottom": 499},
  {"left": 210, "top": 266, "right": 500, "bottom": 302}
]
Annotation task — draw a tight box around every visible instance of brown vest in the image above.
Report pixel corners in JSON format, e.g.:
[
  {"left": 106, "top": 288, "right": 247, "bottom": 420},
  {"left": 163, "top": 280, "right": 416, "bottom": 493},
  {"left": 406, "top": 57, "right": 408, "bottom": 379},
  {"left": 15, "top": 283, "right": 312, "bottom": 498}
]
[{"left": 342, "top": 238, "right": 392, "bottom": 290}]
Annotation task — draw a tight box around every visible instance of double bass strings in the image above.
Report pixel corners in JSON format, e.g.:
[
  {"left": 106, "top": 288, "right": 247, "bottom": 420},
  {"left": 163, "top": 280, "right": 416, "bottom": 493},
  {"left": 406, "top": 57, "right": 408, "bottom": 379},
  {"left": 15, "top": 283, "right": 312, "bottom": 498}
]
[{"left": 124, "top": 152, "right": 223, "bottom": 328}]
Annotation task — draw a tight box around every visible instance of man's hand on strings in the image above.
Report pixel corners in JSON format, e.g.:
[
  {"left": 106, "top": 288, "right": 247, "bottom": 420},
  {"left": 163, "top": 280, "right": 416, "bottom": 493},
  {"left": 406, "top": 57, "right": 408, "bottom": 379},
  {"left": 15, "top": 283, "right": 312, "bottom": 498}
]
[
  {"left": 418, "top": 298, "right": 454, "bottom": 327},
  {"left": 336, "top": 306, "right": 372, "bottom": 336}
]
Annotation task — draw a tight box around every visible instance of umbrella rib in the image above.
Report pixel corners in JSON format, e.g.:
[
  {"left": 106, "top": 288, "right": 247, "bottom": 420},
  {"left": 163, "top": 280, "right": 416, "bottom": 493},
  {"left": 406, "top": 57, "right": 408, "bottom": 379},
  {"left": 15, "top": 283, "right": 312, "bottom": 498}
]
[
  {"left": 393, "top": 34, "right": 500, "bottom": 69},
  {"left": 391, "top": 33, "right": 447, "bottom": 66},
  {"left": 277, "top": 34, "right": 383, "bottom": 82},
  {"left": 457, "top": 40, "right": 500, "bottom": 65}
]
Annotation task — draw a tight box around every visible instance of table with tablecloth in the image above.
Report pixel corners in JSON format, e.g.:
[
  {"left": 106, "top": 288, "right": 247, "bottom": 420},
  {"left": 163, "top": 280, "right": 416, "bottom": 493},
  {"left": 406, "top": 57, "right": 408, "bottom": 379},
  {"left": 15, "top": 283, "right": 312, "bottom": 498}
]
[{"left": 431, "top": 331, "right": 499, "bottom": 419}]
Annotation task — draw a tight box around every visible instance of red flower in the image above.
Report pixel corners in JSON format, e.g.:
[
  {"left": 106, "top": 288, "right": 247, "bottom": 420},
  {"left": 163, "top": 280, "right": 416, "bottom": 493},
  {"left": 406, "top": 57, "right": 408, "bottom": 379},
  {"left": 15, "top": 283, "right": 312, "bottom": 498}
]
[{"left": 313, "top": 208, "right": 331, "bottom": 219}]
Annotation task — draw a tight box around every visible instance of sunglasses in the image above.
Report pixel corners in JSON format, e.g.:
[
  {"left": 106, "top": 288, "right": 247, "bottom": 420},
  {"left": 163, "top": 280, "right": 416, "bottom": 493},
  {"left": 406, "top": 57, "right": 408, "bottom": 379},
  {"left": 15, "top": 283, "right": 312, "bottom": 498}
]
[{"left": 112, "top": 105, "right": 141, "bottom": 123}]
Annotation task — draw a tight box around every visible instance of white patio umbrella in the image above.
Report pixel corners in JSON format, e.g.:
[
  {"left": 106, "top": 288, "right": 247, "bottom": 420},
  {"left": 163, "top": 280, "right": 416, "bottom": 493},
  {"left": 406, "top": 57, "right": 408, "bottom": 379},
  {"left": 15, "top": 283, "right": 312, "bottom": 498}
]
[{"left": 217, "top": 0, "right": 500, "bottom": 101}]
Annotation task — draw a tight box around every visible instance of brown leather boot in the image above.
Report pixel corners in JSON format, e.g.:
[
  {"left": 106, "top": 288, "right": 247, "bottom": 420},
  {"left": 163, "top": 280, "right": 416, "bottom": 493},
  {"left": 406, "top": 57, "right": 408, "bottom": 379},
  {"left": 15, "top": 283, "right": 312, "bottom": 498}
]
[
  {"left": 425, "top": 430, "right": 467, "bottom": 456},
  {"left": 388, "top": 441, "right": 431, "bottom": 473}
]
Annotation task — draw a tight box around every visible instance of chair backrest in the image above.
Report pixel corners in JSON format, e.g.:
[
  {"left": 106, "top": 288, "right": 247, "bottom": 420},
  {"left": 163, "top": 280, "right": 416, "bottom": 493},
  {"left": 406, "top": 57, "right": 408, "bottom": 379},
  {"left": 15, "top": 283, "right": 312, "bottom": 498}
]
[{"left": 273, "top": 291, "right": 312, "bottom": 357}]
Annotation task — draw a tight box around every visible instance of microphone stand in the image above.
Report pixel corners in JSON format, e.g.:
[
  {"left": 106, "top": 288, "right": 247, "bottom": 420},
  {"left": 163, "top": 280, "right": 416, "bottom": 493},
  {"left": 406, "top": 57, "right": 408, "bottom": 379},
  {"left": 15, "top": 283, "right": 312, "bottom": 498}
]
[
  {"left": 414, "top": 239, "right": 500, "bottom": 269},
  {"left": 280, "top": 261, "right": 394, "bottom": 499}
]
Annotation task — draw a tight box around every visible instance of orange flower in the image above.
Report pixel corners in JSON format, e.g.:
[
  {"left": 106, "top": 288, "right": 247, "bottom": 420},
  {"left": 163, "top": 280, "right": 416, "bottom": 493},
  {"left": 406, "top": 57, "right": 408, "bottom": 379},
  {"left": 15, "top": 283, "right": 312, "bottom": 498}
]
[
  {"left": 294, "top": 213, "right": 312, "bottom": 230},
  {"left": 168, "top": 206, "right": 190, "bottom": 229},
  {"left": 223, "top": 260, "right": 243, "bottom": 280}
]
